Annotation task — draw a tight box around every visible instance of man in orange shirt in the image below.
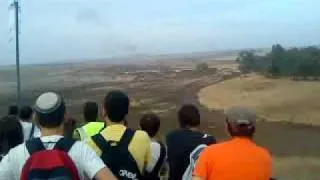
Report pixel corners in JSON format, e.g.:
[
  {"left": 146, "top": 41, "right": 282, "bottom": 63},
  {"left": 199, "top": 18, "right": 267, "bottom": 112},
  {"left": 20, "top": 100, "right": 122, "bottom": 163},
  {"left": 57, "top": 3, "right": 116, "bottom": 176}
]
[{"left": 193, "top": 106, "right": 272, "bottom": 180}]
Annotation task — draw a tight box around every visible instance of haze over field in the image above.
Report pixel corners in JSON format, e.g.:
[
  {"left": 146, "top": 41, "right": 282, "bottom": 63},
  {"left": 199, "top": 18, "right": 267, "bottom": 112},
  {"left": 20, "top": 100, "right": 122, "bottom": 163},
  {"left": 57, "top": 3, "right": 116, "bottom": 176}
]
[{"left": 1, "top": 0, "right": 320, "bottom": 65}]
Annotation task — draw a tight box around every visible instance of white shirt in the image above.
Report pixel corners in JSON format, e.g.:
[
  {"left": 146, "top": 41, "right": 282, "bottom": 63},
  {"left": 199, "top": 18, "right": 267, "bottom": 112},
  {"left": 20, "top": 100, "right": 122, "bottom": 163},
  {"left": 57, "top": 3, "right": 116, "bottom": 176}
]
[
  {"left": 0, "top": 135, "right": 106, "bottom": 180},
  {"left": 146, "top": 139, "right": 167, "bottom": 174},
  {"left": 19, "top": 120, "right": 41, "bottom": 141}
]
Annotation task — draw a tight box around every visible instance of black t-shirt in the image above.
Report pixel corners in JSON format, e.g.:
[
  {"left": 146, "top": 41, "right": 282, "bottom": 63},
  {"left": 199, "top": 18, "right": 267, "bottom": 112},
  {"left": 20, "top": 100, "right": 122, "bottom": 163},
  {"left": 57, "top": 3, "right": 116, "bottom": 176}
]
[{"left": 166, "top": 129, "right": 216, "bottom": 180}]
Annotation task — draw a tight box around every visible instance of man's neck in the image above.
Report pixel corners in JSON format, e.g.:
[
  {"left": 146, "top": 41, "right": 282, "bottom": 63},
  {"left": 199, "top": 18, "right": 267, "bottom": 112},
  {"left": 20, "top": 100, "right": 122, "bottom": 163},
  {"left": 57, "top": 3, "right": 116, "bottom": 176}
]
[
  {"left": 183, "top": 126, "right": 199, "bottom": 131},
  {"left": 108, "top": 120, "right": 125, "bottom": 126},
  {"left": 20, "top": 119, "right": 30, "bottom": 123},
  {"left": 41, "top": 127, "right": 64, "bottom": 137}
]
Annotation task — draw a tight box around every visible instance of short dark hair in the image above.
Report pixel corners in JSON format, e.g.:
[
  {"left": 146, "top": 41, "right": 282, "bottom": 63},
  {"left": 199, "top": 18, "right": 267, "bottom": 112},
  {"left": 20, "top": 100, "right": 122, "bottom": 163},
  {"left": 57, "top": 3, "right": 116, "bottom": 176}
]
[
  {"left": 19, "top": 106, "right": 33, "bottom": 121},
  {"left": 8, "top": 105, "right": 19, "bottom": 116},
  {"left": 83, "top": 102, "right": 98, "bottom": 122},
  {"left": 36, "top": 101, "right": 66, "bottom": 128},
  {"left": 226, "top": 120, "right": 255, "bottom": 138},
  {"left": 178, "top": 104, "right": 200, "bottom": 128},
  {"left": 0, "top": 115, "right": 23, "bottom": 155},
  {"left": 140, "top": 113, "right": 160, "bottom": 137},
  {"left": 104, "top": 90, "right": 129, "bottom": 122}
]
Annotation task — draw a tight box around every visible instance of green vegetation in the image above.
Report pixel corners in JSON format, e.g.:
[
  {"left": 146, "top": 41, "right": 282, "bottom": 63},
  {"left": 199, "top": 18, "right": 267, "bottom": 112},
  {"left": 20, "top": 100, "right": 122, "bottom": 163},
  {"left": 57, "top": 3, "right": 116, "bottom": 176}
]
[
  {"left": 195, "top": 62, "right": 209, "bottom": 73},
  {"left": 238, "top": 44, "right": 320, "bottom": 78}
]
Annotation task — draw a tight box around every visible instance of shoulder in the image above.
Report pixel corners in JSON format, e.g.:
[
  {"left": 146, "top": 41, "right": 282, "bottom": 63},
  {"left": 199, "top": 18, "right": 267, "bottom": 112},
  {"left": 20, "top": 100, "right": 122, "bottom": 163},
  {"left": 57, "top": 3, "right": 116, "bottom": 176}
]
[
  {"left": 69, "top": 141, "right": 100, "bottom": 160},
  {"left": 167, "top": 129, "right": 181, "bottom": 136},
  {"left": 72, "top": 140, "right": 94, "bottom": 151},
  {"left": 255, "top": 146, "right": 272, "bottom": 160},
  {"left": 70, "top": 141, "right": 94, "bottom": 154},
  {"left": 205, "top": 140, "right": 231, "bottom": 153},
  {"left": 20, "top": 121, "right": 31, "bottom": 129},
  {"left": 9, "top": 143, "right": 27, "bottom": 156},
  {"left": 133, "top": 129, "right": 150, "bottom": 141},
  {"left": 166, "top": 130, "right": 181, "bottom": 141},
  {"left": 150, "top": 141, "right": 161, "bottom": 151},
  {"left": 0, "top": 143, "right": 28, "bottom": 167},
  {"left": 201, "top": 133, "right": 216, "bottom": 145}
]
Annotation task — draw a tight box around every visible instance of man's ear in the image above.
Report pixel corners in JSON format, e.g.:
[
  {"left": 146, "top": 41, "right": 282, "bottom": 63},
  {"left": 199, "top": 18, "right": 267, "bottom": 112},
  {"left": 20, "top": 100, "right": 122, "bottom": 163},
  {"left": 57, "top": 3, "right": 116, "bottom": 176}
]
[
  {"left": 225, "top": 118, "right": 232, "bottom": 137},
  {"left": 34, "top": 114, "right": 41, "bottom": 129},
  {"left": 102, "top": 107, "right": 107, "bottom": 119},
  {"left": 64, "top": 113, "right": 68, "bottom": 122}
]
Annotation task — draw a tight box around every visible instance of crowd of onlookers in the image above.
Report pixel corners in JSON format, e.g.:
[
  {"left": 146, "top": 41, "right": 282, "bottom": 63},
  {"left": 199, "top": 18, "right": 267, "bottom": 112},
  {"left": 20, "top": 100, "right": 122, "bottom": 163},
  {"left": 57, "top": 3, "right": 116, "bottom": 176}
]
[{"left": 0, "top": 90, "right": 273, "bottom": 180}]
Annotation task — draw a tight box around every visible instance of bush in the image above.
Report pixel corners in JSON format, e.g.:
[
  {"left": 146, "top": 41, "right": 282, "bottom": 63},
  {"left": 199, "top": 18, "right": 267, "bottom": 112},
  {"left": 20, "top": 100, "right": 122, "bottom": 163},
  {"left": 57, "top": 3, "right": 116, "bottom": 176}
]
[{"left": 195, "top": 63, "right": 209, "bottom": 73}]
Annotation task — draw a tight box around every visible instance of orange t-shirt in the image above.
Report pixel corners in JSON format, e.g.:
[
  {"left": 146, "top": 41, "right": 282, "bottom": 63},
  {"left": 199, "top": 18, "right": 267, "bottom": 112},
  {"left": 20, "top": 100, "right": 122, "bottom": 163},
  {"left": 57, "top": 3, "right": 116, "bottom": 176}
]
[{"left": 193, "top": 137, "right": 272, "bottom": 180}]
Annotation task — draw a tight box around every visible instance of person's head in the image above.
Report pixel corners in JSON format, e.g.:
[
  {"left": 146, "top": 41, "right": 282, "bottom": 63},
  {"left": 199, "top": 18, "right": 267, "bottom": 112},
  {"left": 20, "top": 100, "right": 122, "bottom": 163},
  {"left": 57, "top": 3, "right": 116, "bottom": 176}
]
[
  {"left": 0, "top": 115, "right": 23, "bottom": 155},
  {"left": 178, "top": 104, "right": 200, "bottom": 129},
  {"left": 8, "top": 105, "right": 19, "bottom": 116},
  {"left": 140, "top": 113, "right": 160, "bottom": 138},
  {"left": 83, "top": 101, "right": 98, "bottom": 123},
  {"left": 103, "top": 90, "right": 129, "bottom": 123},
  {"left": 225, "top": 106, "right": 256, "bottom": 138},
  {"left": 34, "top": 92, "right": 66, "bottom": 130},
  {"left": 19, "top": 106, "right": 34, "bottom": 122}
]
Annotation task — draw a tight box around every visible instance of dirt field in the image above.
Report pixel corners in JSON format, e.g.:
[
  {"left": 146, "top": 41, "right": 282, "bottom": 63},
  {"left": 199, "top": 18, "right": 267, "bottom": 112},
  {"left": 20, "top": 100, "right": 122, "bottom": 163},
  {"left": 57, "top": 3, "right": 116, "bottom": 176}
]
[
  {"left": 198, "top": 75, "right": 320, "bottom": 125},
  {"left": 1, "top": 61, "right": 320, "bottom": 179}
]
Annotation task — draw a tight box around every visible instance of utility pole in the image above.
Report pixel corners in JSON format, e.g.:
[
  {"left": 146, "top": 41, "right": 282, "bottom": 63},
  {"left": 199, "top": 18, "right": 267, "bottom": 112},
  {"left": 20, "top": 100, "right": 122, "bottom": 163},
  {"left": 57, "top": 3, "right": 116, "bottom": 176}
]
[{"left": 14, "top": 0, "right": 21, "bottom": 105}]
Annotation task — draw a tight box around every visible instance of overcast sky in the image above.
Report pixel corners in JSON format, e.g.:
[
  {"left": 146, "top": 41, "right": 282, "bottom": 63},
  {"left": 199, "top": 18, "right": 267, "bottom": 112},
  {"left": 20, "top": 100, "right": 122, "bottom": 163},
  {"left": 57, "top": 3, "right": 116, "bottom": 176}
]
[{"left": 0, "top": 0, "right": 319, "bottom": 65}]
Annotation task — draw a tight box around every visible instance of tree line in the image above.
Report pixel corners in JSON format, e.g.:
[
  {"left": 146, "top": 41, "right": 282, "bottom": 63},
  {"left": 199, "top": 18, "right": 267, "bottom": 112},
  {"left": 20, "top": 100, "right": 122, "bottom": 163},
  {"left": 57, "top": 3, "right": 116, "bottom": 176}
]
[{"left": 237, "top": 44, "right": 320, "bottom": 79}]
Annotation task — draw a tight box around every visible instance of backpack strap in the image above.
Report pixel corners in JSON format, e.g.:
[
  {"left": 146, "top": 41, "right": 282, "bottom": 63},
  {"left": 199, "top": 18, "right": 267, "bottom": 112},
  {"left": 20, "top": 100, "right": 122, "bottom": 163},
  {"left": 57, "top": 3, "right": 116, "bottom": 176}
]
[
  {"left": 119, "top": 128, "right": 135, "bottom": 147},
  {"left": 92, "top": 133, "right": 112, "bottom": 152},
  {"left": 29, "top": 123, "right": 35, "bottom": 139},
  {"left": 182, "top": 144, "right": 207, "bottom": 180},
  {"left": 99, "top": 123, "right": 107, "bottom": 133},
  {"left": 54, "top": 138, "right": 76, "bottom": 152},
  {"left": 92, "top": 129, "right": 134, "bottom": 153},
  {"left": 152, "top": 141, "right": 166, "bottom": 175},
  {"left": 26, "top": 138, "right": 46, "bottom": 155}
]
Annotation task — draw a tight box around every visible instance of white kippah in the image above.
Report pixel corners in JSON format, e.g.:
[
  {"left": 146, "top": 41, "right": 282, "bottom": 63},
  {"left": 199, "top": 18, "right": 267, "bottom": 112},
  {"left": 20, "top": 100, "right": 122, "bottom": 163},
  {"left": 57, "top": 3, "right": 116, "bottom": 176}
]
[{"left": 34, "top": 92, "right": 62, "bottom": 114}]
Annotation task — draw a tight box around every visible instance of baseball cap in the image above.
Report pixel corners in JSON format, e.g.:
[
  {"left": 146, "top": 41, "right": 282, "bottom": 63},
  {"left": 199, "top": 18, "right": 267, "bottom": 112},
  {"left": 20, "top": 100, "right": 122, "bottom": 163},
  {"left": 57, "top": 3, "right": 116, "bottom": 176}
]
[
  {"left": 34, "top": 92, "right": 63, "bottom": 114},
  {"left": 225, "top": 106, "right": 256, "bottom": 126}
]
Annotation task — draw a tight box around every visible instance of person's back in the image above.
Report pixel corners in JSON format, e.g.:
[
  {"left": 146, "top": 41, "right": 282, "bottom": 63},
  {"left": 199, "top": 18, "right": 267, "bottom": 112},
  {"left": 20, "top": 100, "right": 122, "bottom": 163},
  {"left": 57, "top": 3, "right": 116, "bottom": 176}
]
[
  {"left": 19, "top": 106, "right": 41, "bottom": 141},
  {"left": 74, "top": 101, "right": 105, "bottom": 140},
  {"left": 166, "top": 104, "right": 216, "bottom": 180},
  {"left": 140, "top": 113, "right": 167, "bottom": 180},
  {"left": 0, "top": 92, "right": 117, "bottom": 180},
  {"left": 0, "top": 115, "right": 24, "bottom": 161},
  {"left": 167, "top": 129, "right": 215, "bottom": 180},
  {"left": 194, "top": 138, "right": 271, "bottom": 180},
  {"left": 193, "top": 106, "right": 272, "bottom": 180},
  {"left": 87, "top": 90, "right": 151, "bottom": 179}
]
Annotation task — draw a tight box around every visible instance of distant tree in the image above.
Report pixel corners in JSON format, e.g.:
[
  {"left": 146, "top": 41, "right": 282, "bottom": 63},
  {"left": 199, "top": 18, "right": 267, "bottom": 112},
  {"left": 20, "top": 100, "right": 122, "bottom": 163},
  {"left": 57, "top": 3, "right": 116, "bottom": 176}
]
[
  {"left": 195, "top": 62, "right": 209, "bottom": 73},
  {"left": 237, "top": 44, "right": 320, "bottom": 80},
  {"left": 238, "top": 51, "right": 255, "bottom": 73},
  {"left": 267, "top": 65, "right": 280, "bottom": 77},
  {"left": 296, "top": 63, "right": 311, "bottom": 80}
]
